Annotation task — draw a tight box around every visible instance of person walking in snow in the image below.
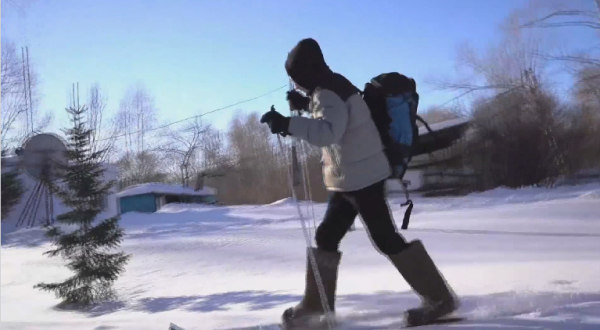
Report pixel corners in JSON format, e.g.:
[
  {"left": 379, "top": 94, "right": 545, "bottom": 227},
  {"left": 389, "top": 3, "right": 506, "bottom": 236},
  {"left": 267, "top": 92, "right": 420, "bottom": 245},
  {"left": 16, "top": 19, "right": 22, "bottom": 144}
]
[{"left": 260, "top": 38, "right": 459, "bottom": 328}]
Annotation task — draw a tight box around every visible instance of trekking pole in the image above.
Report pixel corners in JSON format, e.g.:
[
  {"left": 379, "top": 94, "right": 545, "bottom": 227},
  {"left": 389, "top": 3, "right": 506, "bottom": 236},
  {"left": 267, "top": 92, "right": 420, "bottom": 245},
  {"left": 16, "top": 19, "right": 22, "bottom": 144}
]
[
  {"left": 288, "top": 79, "right": 318, "bottom": 231},
  {"left": 299, "top": 139, "right": 318, "bottom": 231},
  {"left": 273, "top": 108, "right": 335, "bottom": 329}
]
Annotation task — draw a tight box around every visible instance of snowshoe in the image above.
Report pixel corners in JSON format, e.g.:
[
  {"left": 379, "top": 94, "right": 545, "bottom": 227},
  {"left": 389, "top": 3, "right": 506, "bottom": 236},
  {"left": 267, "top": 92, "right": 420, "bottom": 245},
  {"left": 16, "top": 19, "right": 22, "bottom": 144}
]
[
  {"left": 402, "top": 315, "right": 466, "bottom": 328},
  {"left": 280, "top": 247, "right": 341, "bottom": 328},
  {"left": 388, "top": 239, "right": 460, "bottom": 327},
  {"left": 280, "top": 310, "right": 336, "bottom": 329}
]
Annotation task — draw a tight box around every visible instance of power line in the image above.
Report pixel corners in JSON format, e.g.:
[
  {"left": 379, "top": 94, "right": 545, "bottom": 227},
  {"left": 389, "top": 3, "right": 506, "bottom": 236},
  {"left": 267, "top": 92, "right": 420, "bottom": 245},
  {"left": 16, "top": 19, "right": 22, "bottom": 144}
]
[
  {"left": 98, "top": 84, "right": 287, "bottom": 142},
  {"left": 435, "top": 85, "right": 523, "bottom": 110},
  {"left": 436, "top": 90, "right": 474, "bottom": 109}
]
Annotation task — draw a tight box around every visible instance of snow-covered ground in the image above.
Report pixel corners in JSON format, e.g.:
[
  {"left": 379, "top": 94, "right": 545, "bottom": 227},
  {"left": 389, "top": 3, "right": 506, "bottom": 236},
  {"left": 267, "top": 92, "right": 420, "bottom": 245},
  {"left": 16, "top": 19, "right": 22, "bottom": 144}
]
[{"left": 2, "top": 184, "right": 600, "bottom": 329}]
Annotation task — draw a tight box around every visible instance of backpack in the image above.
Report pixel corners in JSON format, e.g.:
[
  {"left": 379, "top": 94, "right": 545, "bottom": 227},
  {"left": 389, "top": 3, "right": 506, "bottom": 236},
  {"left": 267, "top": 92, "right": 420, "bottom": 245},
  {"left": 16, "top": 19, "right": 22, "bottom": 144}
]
[
  {"left": 362, "top": 72, "right": 421, "bottom": 180},
  {"left": 362, "top": 72, "right": 431, "bottom": 230}
]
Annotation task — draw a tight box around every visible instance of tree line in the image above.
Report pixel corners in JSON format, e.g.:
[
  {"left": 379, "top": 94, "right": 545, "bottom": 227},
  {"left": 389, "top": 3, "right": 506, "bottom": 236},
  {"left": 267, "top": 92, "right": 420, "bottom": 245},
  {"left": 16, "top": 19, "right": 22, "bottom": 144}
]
[
  {"left": 3, "top": 0, "right": 600, "bottom": 209},
  {"left": 420, "top": 0, "right": 600, "bottom": 190}
]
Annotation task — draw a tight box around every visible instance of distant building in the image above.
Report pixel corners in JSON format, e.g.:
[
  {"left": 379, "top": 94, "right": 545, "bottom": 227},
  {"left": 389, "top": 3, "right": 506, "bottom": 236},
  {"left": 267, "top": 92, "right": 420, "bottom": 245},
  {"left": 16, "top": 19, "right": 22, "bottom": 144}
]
[
  {"left": 386, "top": 117, "right": 476, "bottom": 197},
  {"left": 116, "top": 183, "right": 218, "bottom": 215}
]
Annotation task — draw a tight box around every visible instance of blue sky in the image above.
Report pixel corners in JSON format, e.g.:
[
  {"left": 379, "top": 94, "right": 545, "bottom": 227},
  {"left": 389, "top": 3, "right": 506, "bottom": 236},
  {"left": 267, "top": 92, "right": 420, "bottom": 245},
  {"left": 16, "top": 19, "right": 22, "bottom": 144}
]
[{"left": 2, "top": 0, "right": 596, "bottom": 135}]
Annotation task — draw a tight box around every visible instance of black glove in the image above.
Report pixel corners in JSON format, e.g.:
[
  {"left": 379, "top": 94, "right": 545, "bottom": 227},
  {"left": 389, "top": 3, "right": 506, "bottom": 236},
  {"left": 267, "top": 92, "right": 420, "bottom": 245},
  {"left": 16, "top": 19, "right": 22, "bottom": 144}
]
[
  {"left": 260, "top": 107, "right": 291, "bottom": 136},
  {"left": 287, "top": 90, "right": 310, "bottom": 112}
]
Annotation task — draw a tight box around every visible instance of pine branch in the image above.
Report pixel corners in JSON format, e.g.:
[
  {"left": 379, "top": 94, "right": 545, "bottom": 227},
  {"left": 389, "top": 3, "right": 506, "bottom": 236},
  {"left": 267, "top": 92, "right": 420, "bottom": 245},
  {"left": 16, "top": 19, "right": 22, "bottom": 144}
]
[{"left": 86, "top": 217, "right": 127, "bottom": 250}]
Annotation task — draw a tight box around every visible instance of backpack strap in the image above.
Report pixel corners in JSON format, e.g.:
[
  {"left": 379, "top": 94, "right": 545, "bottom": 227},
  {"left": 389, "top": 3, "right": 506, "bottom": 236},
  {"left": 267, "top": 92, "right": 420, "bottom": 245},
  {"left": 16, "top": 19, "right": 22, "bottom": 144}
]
[
  {"left": 395, "top": 166, "right": 413, "bottom": 230},
  {"left": 416, "top": 115, "right": 431, "bottom": 131}
]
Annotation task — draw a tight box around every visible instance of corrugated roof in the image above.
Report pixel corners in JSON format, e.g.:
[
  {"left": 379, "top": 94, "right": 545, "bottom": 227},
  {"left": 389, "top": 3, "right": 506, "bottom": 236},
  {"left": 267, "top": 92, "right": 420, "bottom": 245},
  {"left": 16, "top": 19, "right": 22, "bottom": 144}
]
[{"left": 116, "top": 183, "right": 216, "bottom": 198}]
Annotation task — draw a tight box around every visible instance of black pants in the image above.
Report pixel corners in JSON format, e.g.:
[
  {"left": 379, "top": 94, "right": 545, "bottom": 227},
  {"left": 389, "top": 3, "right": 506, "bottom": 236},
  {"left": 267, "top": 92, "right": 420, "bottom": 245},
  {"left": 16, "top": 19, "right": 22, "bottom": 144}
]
[{"left": 316, "top": 180, "right": 408, "bottom": 255}]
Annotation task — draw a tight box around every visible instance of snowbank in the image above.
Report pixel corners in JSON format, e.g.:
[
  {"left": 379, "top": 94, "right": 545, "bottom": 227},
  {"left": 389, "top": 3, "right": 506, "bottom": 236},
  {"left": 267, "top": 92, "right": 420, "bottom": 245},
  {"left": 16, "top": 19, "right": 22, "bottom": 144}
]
[
  {"left": 267, "top": 197, "right": 295, "bottom": 206},
  {"left": 116, "top": 183, "right": 216, "bottom": 198},
  {"left": 157, "top": 203, "right": 217, "bottom": 213},
  {"left": 465, "top": 182, "right": 600, "bottom": 202},
  {"left": 3, "top": 179, "right": 600, "bottom": 330}
]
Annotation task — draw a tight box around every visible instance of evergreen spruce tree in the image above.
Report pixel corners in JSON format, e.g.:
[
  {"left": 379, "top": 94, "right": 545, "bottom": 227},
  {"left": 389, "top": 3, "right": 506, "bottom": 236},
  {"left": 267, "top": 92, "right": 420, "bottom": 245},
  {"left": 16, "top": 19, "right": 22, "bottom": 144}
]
[
  {"left": 35, "top": 105, "right": 130, "bottom": 305},
  {"left": 1, "top": 169, "right": 25, "bottom": 221}
]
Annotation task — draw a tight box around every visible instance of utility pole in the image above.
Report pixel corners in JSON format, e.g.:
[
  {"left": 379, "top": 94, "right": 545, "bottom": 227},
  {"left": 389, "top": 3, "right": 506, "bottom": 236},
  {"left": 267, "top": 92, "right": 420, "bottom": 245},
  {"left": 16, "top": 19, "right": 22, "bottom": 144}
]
[
  {"left": 26, "top": 47, "right": 33, "bottom": 134},
  {"left": 21, "top": 47, "right": 31, "bottom": 134}
]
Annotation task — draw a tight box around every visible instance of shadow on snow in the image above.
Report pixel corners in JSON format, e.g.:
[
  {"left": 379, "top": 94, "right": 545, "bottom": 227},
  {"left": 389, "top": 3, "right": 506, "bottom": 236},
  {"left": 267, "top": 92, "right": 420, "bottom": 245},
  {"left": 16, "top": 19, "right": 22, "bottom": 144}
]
[
  {"left": 50, "top": 290, "right": 301, "bottom": 318},
  {"left": 48, "top": 289, "right": 600, "bottom": 330},
  {"left": 134, "top": 290, "right": 301, "bottom": 313},
  {"left": 52, "top": 300, "right": 128, "bottom": 318},
  {"left": 1, "top": 225, "right": 50, "bottom": 248}
]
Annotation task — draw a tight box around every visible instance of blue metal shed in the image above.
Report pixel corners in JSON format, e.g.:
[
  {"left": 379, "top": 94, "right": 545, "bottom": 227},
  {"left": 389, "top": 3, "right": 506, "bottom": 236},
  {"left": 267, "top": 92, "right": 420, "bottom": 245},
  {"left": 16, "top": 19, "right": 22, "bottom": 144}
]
[
  {"left": 116, "top": 183, "right": 218, "bottom": 215},
  {"left": 119, "top": 193, "right": 158, "bottom": 214}
]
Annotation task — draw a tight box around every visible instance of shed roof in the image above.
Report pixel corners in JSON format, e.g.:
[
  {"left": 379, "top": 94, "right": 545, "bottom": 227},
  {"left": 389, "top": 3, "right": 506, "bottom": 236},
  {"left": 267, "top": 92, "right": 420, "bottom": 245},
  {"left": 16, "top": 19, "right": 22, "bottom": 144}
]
[
  {"left": 418, "top": 117, "right": 470, "bottom": 136},
  {"left": 116, "top": 183, "right": 216, "bottom": 198}
]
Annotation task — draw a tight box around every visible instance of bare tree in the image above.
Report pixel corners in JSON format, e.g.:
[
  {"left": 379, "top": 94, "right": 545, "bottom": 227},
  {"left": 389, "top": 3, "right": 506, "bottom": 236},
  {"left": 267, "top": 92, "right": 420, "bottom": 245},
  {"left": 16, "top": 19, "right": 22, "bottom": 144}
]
[
  {"left": 1, "top": 39, "right": 52, "bottom": 150},
  {"left": 574, "top": 65, "right": 600, "bottom": 103},
  {"left": 429, "top": 14, "right": 553, "bottom": 104},
  {"left": 158, "top": 118, "right": 211, "bottom": 186},
  {"left": 502, "top": 0, "right": 600, "bottom": 172},
  {"left": 519, "top": 0, "right": 599, "bottom": 31},
  {"left": 422, "top": 3, "right": 583, "bottom": 191},
  {"left": 114, "top": 84, "right": 158, "bottom": 155},
  {"left": 180, "top": 111, "right": 329, "bottom": 205},
  {"left": 517, "top": 0, "right": 600, "bottom": 74},
  {"left": 568, "top": 65, "right": 600, "bottom": 168},
  {"left": 198, "top": 127, "right": 235, "bottom": 177},
  {"left": 116, "top": 151, "right": 169, "bottom": 189},
  {"left": 209, "top": 112, "right": 288, "bottom": 204},
  {"left": 1, "top": 40, "right": 27, "bottom": 146},
  {"left": 86, "top": 84, "right": 119, "bottom": 162}
]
